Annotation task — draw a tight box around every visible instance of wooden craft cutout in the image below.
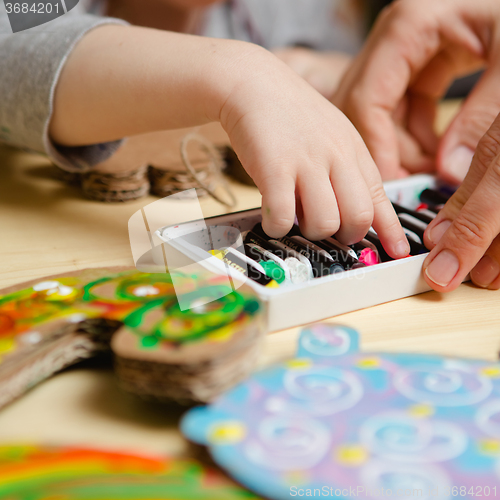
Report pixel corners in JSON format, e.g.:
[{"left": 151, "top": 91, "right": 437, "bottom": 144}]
[
  {"left": 53, "top": 125, "right": 232, "bottom": 202},
  {"left": 182, "top": 324, "right": 500, "bottom": 500},
  {"left": 0, "top": 267, "right": 262, "bottom": 409}
]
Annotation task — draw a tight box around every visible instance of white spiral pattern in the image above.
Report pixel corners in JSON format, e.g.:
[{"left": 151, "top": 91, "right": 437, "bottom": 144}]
[
  {"left": 299, "top": 325, "right": 352, "bottom": 357},
  {"left": 359, "top": 412, "right": 468, "bottom": 463},
  {"left": 475, "top": 399, "right": 500, "bottom": 438},
  {"left": 282, "top": 366, "right": 363, "bottom": 416},
  {"left": 360, "top": 460, "right": 451, "bottom": 500},
  {"left": 394, "top": 363, "right": 492, "bottom": 407},
  {"left": 244, "top": 416, "right": 331, "bottom": 471}
]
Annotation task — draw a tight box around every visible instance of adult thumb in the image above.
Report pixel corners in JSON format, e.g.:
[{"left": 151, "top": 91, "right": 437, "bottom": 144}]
[
  {"left": 423, "top": 113, "right": 500, "bottom": 292},
  {"left": 437, "top": 66, "right": 500, "bottom": 185}
]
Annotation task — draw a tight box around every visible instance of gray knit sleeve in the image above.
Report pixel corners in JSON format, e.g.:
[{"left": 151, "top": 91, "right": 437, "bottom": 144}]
[{"left": 0, "top": 3, "right": 127, "bottom": 171}]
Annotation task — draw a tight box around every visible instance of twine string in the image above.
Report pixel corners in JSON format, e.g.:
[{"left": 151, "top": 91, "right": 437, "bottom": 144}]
[{"left": 180, "top": 132, "right": 237, "bottom": 209}]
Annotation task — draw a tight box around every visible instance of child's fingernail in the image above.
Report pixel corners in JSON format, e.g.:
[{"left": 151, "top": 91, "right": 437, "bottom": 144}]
[
  {"left": 427, "top": 220, "right": 452, "bottom": 245},
  {"left": 445, "top": 146, "right": 474, "bottom": 182},
  {"left": 424, "top": 249, "right": 460, "bottom": 287},
  {"left": 395, "top": 239, "right": 410, "bottom": 257},
  {"left": 470, "top": 255, "right": 500, "bottom": 288}
]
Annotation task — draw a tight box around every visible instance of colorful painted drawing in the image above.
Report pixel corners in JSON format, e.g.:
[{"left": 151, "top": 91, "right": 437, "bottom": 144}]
[
  {"left": 182, "top": 324, "right": 500, "bottom": 500},
  {"left": 0, "top": 444, "right": 260, "bottom": 499},
  {"left": 0, "top": 268, "right": 262, "bottom": 408}
]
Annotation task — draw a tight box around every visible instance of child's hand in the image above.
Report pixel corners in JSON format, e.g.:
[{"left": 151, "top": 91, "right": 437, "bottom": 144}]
[
  {"left": 220, "top": 49, "right": 409, "bottom": 257},
  {"left": 423, "top": 112, "right": 500, "bottom": 291},
  {"left": 49, "top": 26, "right": 408, "bottom": 258}
]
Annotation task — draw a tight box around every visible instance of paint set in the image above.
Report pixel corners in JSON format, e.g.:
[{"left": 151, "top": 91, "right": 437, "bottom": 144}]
[{"left": 157, "top": 174, "right": 458, "bottom": 331}]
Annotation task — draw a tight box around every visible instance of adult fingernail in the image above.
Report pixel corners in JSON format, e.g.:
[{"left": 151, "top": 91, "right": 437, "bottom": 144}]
[
  {"left": 425, "top": 249, "right": 460, "bottom": 287},
  {"left": 427, "top": 220, "right": 452, "bottom": 245},
  {"left": 470, "top": 255, "right": 500, "bottom": 288},
  {"left": 445, "top": 146, "right": 474, "bottom": 182}
]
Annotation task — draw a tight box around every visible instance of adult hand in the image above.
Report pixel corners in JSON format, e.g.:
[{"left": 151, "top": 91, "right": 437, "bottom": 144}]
[
  {"left": 333, "top": 0, "right": 500, "bottom": 183},
  {"left": 273, "top": 47, "right": 351, "bottom": 100},
  {"left": 423, "top": 112, "right": 500, "bottom": 291}
]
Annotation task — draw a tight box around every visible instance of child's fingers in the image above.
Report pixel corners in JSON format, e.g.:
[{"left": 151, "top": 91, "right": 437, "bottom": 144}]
[
  {"left": 296, "top": 168, "right": 340, "bottom": 241},
  {"left": 371, "top": 186, "right": 411, "bottom": 259},
  {"left": 259, "top": 170, "right": 297, "bottom": 238},
  {"left": 328, "top": 148, "right": 374, "bottom": 245},
  {"left": 354, "top": 141, "right": 411, "bottom": 259}
]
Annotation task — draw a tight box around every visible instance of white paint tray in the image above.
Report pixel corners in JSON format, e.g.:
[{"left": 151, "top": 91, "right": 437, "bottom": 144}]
[{"left": 156, "top": 175, "right": 446, "bottom": 332}]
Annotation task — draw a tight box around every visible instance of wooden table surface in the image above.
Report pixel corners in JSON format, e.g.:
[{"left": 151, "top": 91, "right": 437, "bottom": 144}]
[{"left": 0, "top": 102, "right": 499, "bottom": 458}]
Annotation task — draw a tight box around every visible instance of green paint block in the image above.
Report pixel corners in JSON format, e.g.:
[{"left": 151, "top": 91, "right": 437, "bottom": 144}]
[
  {"left": 140, "top": 335, "right": 159, "bottom": 349},
  {"left": 259, "top": 260, "right": 285, "bottom": 284}
]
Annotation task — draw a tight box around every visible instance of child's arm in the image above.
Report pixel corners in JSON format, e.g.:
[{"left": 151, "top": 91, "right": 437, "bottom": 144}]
[
  {"left": 49, "top": 24, "right": 409, "bottom": 255},
  {"left": 49, "top": 26, "right": 254, "bottom": 145},
  {"left": 0, "top": 9, "right": 128, "bottom": 170}
]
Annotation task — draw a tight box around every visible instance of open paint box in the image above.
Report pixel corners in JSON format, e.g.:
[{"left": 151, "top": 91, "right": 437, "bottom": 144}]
[{"left": 156, "top": 174, "right": 452, "bottom": 332}]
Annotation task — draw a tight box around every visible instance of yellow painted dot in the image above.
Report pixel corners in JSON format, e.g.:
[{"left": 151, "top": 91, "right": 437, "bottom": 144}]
[
  {"left": 46, "top": 286, "right": 78, "bottom": 302},
  {"left": 286, "top": 358, "right": 313, "bottom": 370},
  {"left": 208, "top": 421, "right": 246, "bottom": 445},
  {"left": 265, "top": 280, "right": 280, "bottom": 288},
  {"left": 480, "top": 367, "right": 500, "bottom": 378},
  {"left": 357, "top": 357, "right": 380, "bottom": 369},
  {"left": 408, "top": 404, "right": 435, "bottom": 418},
  {"left": 335, "top": 445, "right": 368, "bottom": 466},
  {"left": 478, "top": 439, "right": 500, "bottom": 455},
  {"left": 0, "top": 338, "right": 15, "bottom": 355},
  {"left": 284, "top": 470, "right": 309, "bottom": 485},
  {"left": 207, "top": 324, "right": 236, "bottom": 342}
]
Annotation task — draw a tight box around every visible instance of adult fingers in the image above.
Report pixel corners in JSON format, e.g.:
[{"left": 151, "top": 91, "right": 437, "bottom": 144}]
[
  {"left": 423, "top": 149, "right": 500, "bottom": 292},
  {"left": 402, "top": 46, "right": 477, "bottom": 165},
  {"left": 348, "top": 104, "right": 407, "bottom": 180},
  {"left": 331, "top": 2, "right": 441, "bottom": 178},
  {"left": 470, "top": 235, "right": 500, "bottom": 289},
  {"left": 405, "top": 93, "right": 439, "bottom": 162},
  {"left": 393, "top": 46, "right": 479, "bottom": 174},
  {"left": 425, "top": 112, "right": 500, "bottom": 250},
  {"left": 333, "top": 0, "right": 485, "bottom": 180},
  {"left": 396, "top": 126, "right": 435, "bottom": 174},
  {"left": 437, "top": 66, "right": 500, "bottom": 184}
]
